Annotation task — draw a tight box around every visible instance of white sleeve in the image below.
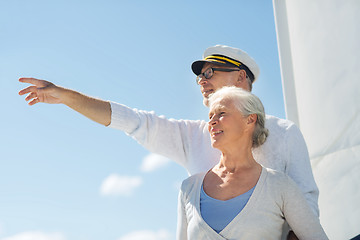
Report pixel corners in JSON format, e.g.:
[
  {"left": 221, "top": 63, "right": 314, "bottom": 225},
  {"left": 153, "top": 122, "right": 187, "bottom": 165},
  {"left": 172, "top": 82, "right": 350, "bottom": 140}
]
[
  {"left": 284, "top": 123, "right": 319, "bottom": 217},
  {"left": 176, "top": 189, "right": 188, "bottom": 240},
  {"left": 283, "top": 176, "right": 328, "bottom": 240},
  {"left": 107, "top": 101, "right": 204, "bottom": 169}
]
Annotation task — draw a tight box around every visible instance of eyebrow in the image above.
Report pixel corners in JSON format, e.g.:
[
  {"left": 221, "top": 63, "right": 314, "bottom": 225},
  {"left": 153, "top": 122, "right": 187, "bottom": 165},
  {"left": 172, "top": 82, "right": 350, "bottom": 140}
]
[
  {"left": 208, "top": 106, "right": 227, "bottom": 118},
  {"left": 208, "top": 111, "right": 214, "bottom": 119}
]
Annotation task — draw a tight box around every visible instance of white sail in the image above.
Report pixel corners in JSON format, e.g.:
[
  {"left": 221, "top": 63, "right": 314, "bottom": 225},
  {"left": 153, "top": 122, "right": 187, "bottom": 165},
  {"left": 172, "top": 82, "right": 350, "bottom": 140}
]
[{"left": 273, "top": 0, "right": 360, "bottom": 239}]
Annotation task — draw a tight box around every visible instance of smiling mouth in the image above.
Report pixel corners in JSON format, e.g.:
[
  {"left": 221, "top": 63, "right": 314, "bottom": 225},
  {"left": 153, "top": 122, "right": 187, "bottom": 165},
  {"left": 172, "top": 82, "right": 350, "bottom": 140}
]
[{"left": 211, "top": 130, "right": 223, "bottom": 137}]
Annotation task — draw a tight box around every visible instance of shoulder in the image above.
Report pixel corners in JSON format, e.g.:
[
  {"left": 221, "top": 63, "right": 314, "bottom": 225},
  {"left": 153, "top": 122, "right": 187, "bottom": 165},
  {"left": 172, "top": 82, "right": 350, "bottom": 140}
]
[
  {"left": 263, "top": 167, "right": 292, "bottom": 187},
  {"left": 265, "top": 114, "right": 295, "bottom": 131},
  {"left": 265, "top": 115, "right": 303, "bottom": 139},
  {"left": 264, "top": 167, "right": 286, "bottom": 178},
  {"left": 181, "top": 172, "right": 206, "bottom": 194},
  {"left": 264, "top": 167, "right": 301, "bottom": 195}
]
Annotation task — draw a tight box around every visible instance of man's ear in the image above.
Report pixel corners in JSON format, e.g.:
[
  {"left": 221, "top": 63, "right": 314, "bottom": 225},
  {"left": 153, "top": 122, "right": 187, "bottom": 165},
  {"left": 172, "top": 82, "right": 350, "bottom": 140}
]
[
  {"left": 247, "top": 114, "right": 257, "bottom": 125},
  {"left": 235, "top": 70, "right": 250, "bottom": 90},
  {"left": 237, "top": 69, "right": 247, "bottom": 82}
]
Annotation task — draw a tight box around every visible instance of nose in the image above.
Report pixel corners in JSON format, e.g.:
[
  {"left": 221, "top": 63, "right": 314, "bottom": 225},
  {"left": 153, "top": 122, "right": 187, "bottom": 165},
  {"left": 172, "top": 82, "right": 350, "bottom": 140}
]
[
  {"left": 198, "top": 77, "right": 208, "bottom": 85},
  {"left": 208, "top": 117, "right": 218, "bottom": 126}
]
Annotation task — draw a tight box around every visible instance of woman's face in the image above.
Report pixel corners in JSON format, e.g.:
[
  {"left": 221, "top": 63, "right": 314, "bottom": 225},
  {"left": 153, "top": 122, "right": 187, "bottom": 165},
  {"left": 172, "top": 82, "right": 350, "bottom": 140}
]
[{"left": 208, "top": 97, "right": 250, "bottom": 150}]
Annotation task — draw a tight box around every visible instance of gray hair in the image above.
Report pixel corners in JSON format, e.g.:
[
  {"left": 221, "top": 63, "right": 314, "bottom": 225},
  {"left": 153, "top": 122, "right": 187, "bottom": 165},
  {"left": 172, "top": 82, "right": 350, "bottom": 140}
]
[{"left": 208, "top": 86, "right": 268, "bottom": 148}]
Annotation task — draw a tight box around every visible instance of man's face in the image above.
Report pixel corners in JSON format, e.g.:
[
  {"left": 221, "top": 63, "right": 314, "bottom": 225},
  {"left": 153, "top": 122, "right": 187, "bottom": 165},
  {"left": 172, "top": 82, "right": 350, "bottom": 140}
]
[{"left": 198, "top": 63, "right": 250, "bottom": 107}]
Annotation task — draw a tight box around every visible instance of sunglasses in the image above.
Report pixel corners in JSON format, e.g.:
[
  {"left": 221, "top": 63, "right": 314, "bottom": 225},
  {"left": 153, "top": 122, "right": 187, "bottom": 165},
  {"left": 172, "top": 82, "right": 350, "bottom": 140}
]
[{"left": 196, "top": 67, "right": 240, "bottom": 85}]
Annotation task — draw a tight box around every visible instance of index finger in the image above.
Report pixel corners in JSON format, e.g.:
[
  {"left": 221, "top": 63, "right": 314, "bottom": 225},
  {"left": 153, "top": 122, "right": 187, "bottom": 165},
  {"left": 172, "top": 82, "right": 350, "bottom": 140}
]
[{"left": 19, "top": 77, "right": 47, "bottom": 86}]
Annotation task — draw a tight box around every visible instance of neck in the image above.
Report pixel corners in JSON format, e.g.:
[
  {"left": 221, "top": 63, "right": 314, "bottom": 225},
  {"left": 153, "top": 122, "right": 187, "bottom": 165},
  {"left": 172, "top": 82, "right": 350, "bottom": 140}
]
[{"left": 216, "top": 139, "right": 258, "bottom": 173}]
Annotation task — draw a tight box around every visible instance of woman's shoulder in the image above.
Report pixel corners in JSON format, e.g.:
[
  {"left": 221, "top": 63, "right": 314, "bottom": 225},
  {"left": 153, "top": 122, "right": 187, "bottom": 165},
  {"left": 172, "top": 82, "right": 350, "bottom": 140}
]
[
  {"left": 181, "top": 172, "right": 206, "bottom": 194},
  {"left": 262, "top": 167, "right": 293, "bottom": 187}
]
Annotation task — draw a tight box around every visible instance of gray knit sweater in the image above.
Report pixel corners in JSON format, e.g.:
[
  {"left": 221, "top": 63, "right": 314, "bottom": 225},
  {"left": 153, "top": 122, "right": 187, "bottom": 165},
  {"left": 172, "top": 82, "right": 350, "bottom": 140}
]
[{"left": 177, "top": 167, "right": 328, "bottom": 240}]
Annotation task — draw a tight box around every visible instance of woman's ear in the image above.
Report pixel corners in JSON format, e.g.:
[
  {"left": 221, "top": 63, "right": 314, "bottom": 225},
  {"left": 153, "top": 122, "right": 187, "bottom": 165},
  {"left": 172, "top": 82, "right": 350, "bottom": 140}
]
[{"left": 247, "top": 114, "right": 257, "bottom": 125}]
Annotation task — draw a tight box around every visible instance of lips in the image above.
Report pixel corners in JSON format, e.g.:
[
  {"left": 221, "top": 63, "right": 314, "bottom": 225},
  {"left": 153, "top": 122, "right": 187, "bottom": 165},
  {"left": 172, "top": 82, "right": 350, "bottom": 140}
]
[
  {"left": 202, "top": 89, "right": 214, "bottom": 97},
  {"left": 210, "top": 129, "right": 223, "bottom": 137}
]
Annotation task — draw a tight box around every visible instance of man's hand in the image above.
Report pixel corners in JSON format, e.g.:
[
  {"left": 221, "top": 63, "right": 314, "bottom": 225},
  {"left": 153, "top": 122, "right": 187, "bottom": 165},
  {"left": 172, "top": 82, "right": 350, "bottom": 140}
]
[
  {"left": 19, "top": 77, "right": 111, "bottom": 126},
  {"left": 19, "top": 78, "right": 65, "bottom": 105},
  {"left": 287, "top": 231, "right": 299, "bottom": 240}
]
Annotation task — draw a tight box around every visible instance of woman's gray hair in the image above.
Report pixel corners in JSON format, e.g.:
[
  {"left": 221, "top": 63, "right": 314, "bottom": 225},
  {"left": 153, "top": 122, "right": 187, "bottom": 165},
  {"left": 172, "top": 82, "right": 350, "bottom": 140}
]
[{"left": 208, "top": 86, "right": 269, "bottom": 148}]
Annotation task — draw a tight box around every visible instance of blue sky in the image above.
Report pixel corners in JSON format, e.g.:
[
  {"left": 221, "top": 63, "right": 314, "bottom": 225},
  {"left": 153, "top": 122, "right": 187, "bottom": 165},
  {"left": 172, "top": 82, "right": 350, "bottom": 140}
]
[{"left": 0, "top": 1, "right": 284, "bottom": 239}]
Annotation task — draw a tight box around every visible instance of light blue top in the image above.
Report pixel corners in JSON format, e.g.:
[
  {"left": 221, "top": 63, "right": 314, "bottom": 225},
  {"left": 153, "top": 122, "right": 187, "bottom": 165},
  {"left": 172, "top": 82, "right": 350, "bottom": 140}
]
[{"left": 200, "top": 183, "right": 255, "bottom": 233}]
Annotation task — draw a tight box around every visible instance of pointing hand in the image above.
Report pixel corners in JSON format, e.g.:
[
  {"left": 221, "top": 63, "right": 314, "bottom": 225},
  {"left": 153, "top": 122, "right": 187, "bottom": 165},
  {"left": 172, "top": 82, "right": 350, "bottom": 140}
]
[{"left": 19, "top": 78, "right": 64, "bottom": 105}]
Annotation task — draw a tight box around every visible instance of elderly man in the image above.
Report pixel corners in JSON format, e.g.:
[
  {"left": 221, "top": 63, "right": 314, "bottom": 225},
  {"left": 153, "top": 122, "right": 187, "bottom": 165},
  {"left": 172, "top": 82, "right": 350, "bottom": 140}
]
[{"left": 19, "top": 45, "right": 319, "bottom": 240}]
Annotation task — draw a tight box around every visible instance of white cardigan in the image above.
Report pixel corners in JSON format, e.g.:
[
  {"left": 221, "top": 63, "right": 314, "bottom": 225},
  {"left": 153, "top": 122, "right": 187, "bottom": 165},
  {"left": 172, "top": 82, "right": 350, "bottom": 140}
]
[
  {"left": 108, "top": 102, "right": 319, "bottom": 216},
  {"left": 177, "top": 167, "right": 328, "bottom": 240}
]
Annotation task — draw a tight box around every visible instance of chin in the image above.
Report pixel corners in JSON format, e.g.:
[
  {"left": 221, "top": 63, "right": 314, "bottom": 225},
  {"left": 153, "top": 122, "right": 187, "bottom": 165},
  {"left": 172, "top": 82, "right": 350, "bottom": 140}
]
[
  {"left": 203, "top": 98, "right": 210, "bottom": 107},
  {"left": 211, "top": 140, "right": 220, "bottom": 149}
]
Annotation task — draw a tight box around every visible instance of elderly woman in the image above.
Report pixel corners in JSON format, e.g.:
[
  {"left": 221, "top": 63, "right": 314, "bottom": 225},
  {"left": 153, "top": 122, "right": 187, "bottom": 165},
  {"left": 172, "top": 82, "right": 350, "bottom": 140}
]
[{"left": 176, "top": 86, "right": 328, "bottom": 240}]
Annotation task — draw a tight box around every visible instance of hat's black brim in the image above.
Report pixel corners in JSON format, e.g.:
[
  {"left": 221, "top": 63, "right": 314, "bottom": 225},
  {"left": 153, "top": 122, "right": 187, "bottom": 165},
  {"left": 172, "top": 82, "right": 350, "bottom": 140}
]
[{"left": 191, "top": 60, "right": 232, "bottom": 75}]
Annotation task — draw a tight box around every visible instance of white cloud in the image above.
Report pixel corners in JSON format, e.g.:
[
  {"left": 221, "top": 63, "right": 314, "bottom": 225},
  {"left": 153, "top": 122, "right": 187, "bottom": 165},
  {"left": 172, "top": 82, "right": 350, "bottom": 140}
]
[
  {"left": 117, "top": 229, "right": 172, "bottom": 240},
  {"left": 100, "top": 174, "right": 142, "bottom": 196},
  {"left": 0, "top": 231, "right": 66, "bottom": 240},
  {"left": 140, "top": 153, "right": 170, "bottom": 172}
]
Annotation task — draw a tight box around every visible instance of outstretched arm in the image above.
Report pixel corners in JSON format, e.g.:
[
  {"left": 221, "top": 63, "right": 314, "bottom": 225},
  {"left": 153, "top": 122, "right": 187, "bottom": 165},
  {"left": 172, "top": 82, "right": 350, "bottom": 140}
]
[
  {"left": 19, "top": 77, "right": 111, "bottom": 126},
  {"left": 19, "top": 77, "right": 214, "bottom": 173}
]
